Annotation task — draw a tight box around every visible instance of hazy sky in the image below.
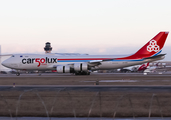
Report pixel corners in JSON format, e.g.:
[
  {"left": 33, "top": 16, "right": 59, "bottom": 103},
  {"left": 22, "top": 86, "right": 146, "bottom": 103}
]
[{"left": 0, "top": 0, "right": 171, "bottom": 60}]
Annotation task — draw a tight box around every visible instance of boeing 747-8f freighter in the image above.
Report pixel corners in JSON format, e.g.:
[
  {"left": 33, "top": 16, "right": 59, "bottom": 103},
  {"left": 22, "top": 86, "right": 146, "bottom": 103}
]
[{"left": 1, "top": 32, "right": 169, "bottom": 76}]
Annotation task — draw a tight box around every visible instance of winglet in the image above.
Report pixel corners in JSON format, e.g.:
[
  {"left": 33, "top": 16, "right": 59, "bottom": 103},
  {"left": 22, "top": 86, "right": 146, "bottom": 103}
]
[{"left": 117, "top": 32, "right": 169, "bottom": 60}]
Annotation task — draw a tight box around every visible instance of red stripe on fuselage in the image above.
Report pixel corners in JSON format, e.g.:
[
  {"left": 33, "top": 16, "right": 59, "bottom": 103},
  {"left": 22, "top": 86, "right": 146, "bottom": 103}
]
[{"left": 58, "top": 58, "right": 112, "bottom": 60}]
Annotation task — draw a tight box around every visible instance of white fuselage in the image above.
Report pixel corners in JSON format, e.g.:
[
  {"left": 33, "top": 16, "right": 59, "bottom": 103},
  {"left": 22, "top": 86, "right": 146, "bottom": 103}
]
[{"left": 1, "top": 54, "right": 164, "bottom": 71}]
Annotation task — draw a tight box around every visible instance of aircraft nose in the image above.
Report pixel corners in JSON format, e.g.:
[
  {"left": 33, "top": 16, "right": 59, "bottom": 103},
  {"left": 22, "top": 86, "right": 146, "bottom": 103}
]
[
  {"left": 2, "top": 57, "right": 19, "bottom": 69},
  {"left": 1, "top": 60, "right": 9, "bottom": 67}
]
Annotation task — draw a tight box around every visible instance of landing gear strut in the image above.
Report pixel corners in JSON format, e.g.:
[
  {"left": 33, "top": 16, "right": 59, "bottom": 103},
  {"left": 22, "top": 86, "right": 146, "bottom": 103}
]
[
  {"left": 16, "top": 72, "right": 20, "bottom": 76},
  {"left": 38, "top": 71, "right": 42, "bottom": 76}
]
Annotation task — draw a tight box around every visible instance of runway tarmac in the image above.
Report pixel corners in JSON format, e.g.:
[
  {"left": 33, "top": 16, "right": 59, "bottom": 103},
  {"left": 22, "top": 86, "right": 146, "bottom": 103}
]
[
  {"left": 0, "top": 85, "right": 171, "bottom": 92},
  {"left": 1, "top": 72, "right": 171, "bottom": 92},
  {"left": 1, "top": 72, "right": 171, "bottom": 77},
  {"left": 1, "top": 72, "right": 171, "bottom": 86}
]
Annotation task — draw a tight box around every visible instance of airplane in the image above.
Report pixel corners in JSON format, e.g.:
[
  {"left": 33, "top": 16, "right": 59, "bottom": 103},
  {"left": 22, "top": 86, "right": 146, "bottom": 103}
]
[
  {"left": 137, "top": 62, "right": 150, "bottom": 72},
  {"left": 120, "top": 62, "right": 149, "bottom": 73},
  {"left": 1, "top": 32, "right": 169, "bottom": 76},
  {"left": 144, "top": 62, "right": 167, "bottom": 73}
]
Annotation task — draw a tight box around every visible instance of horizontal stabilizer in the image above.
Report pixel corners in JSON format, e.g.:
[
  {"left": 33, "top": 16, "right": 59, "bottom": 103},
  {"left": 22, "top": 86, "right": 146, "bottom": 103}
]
[{"left": 144, "top": 54, "right": 166, "bottom": 59}]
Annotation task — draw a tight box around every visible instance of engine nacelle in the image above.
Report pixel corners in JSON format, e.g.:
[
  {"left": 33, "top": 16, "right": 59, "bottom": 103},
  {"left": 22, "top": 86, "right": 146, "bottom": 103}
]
[
  {"left": 56, "top": 65, "right": 70, "bottom": 73},
  {"left": 74, "top": 63, "right": 88, "bottom": 71}
]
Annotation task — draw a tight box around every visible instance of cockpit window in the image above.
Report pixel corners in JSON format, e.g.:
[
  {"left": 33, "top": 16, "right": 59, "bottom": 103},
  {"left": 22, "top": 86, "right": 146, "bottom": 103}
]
[{"left": 12, "top": 55, "right": 14, "bottom": 57}]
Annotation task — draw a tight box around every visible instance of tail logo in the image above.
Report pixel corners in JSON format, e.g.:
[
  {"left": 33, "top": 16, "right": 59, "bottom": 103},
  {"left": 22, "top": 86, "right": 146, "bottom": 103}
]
[{"left": 147, "top": 40, "right": 160, "bottom": 52}]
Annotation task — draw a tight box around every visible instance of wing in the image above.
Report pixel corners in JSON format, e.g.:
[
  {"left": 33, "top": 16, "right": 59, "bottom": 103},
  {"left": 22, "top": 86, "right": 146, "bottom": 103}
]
[{"left": 0, "top": 54, "right": 13, "bottom": 56}]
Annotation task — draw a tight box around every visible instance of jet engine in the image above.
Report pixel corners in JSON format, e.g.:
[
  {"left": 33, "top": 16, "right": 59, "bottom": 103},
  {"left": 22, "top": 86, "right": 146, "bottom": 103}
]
[
  {"left": 74, "top": 63, "right": 88, "bottom": 71},
  {"left": 56, "top": 65, "right": 70, "bottom": 73}
]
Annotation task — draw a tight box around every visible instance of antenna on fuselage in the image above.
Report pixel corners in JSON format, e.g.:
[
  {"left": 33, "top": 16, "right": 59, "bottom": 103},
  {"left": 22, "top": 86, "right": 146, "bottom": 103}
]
[{"left": 44, "top": 42, "right": 52, "bottom": 53}]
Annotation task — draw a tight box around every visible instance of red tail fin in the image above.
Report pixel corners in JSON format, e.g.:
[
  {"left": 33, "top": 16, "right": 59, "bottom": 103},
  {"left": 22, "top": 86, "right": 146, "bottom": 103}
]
[{"left": 117, "top": 32, "right": 169, "bottom": 60}]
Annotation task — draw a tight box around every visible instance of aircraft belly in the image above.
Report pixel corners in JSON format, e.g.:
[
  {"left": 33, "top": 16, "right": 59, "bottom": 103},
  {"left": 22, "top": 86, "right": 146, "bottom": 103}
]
[
  {"left": 19, "top": 63, "right": 52, "bottom": 70},
  {"left": 98, "top": 61, "right": 145, "bottom": 70}
]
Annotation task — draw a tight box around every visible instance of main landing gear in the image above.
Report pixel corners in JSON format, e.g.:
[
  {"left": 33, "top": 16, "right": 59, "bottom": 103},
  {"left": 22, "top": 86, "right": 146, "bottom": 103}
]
[{"left": 75, "top": 71, "right": 90, "bottom": 75}]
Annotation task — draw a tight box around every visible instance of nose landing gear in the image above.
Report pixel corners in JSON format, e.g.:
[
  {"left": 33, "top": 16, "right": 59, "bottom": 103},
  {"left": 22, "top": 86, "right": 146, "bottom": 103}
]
[{"left": 16, "top": 72, "right": 20, "bottom": 76}]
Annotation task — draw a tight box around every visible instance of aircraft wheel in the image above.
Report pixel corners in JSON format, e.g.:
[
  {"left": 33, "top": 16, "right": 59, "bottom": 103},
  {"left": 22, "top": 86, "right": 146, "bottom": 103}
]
[
  {"left": 16, "top": 73, "right": 20, "bottom": 76},
  {"left": 87, "top": 72, "right": 90, "bottom": 75},
  {"left": 75, "top": 72, "right": 79, "bottom": 75},
  {"left": 81, "top": 71, "right": 86, "bottom": 75},
  {"left": 75, "top": 71, "right": 90, "bottom": 75},
  {"left": 82, "top": 71, "right": 90, "bottom": 75}
]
